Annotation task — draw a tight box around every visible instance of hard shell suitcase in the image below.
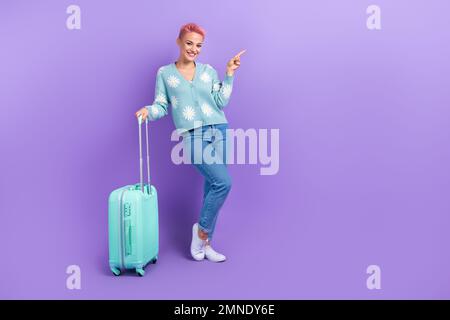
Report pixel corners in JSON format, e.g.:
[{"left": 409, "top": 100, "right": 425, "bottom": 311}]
[{"left": 108, "top": 117, "right": 158, "bottom": 276}]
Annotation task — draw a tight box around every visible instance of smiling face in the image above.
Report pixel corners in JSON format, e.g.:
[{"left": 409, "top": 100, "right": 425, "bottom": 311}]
[{"left": 176, "top": 32, "right": 204, "bottom": 63}]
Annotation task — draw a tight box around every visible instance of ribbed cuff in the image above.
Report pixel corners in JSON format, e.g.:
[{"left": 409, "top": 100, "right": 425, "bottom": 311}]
[{"left": 224, "top": 73, "right": 234, "bottom": 85}]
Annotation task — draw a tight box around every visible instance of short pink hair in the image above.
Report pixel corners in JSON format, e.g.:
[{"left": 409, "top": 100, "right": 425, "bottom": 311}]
[{"left": 178, "top": 23, "right": 206, "bottom": 40}]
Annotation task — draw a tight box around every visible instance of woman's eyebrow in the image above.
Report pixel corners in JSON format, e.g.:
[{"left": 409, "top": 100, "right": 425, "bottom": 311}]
[{"left": 186, "top": 40, "right": 203, "bottom": 45}]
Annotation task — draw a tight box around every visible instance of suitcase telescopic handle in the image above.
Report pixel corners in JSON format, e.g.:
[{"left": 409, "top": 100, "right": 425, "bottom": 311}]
[{"left": 138, "top": 115, "right": 151, "bottom": 195}]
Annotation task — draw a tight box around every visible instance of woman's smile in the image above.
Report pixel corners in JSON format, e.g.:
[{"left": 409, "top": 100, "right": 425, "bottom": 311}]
[{"left": 186, "top": 51, "right": 197, "bottom": 58}]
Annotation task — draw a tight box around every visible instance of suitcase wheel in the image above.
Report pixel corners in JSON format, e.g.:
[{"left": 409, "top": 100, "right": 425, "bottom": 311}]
[
  {"left": 111, "top": 267, "right": 121, "bottom": 276},
  {"left": 151, "top": 256, "right": 158, "bottom": 264},
  {"left": 136, "top": 268, "right": 145, "bottom": 277}
]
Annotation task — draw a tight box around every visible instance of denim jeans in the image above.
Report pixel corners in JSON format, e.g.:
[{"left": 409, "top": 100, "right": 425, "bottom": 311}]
[{"left": 182, "top": 123, "right": 231, "bottom": 241}]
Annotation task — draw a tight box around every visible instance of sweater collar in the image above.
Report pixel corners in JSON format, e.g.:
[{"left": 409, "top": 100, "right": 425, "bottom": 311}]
[{"left": 172, "top": 61, "right": 200, "bottom": 84}]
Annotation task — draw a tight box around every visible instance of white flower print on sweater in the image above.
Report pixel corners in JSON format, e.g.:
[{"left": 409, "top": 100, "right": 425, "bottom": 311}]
[
  {"left": 201, "top": 103, "right": 213, "bottom": 117},
  {"left": 150, "top": 105, "right": 159, "bottom": 117},
  {"left": 182, "top": 106, "right": 196, "bottom": 121},
  {"left": 155, "top": 93, "right": 167, "bottom": 104},
  {"left": 200, "top": 72, "right": 211, "bottom": 83},
  {"left": 221, "top": 84, "right": 232, "bottom": 99},
  {"left": 171, "top": 96, "right": 178, "bottom": 109},
  {"left": 167, "top": 75, "right": 180, "bottom": 88}
]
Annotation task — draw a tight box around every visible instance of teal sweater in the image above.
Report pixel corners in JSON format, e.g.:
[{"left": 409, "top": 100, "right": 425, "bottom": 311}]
[{"left": 145, "top": 61, "right": 234, "bottom": 134}]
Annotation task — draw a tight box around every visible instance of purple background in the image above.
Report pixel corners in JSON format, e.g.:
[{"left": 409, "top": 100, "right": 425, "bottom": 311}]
[{"left": 1, "top": 0, "right": 449, "bottom": 299}]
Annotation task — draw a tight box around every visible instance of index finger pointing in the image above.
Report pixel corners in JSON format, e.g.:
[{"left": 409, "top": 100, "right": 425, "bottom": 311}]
[{"left": 234, "top": 49, "right": 247, "bottom": 58}]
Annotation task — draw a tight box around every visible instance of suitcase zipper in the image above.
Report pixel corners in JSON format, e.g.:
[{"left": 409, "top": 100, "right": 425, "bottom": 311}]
[{"left": 119, "top": 188, "right": 127, "bottom": 269}]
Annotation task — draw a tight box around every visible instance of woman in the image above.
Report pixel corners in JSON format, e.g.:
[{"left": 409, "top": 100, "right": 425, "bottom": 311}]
[{"left": 135, "top": 23, "right": 245, "bottom": 262}]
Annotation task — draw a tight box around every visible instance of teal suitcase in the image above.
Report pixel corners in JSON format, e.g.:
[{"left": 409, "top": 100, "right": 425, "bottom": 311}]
[{"left": 108, "top": 117, "right": 159, "bottom": 276}]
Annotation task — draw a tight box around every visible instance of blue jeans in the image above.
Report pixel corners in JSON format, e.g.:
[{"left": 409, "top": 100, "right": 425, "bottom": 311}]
[{"left": 182, "top": 123, "right": 231, "bottom": 241}]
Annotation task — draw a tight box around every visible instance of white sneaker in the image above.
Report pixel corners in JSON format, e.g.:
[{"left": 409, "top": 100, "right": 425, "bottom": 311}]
[
  {"left": 205, "top": 244, "right": 226, "bottom": 262},
  {"left": 190, "top": 223, "right": 206, "bottom": 261}
]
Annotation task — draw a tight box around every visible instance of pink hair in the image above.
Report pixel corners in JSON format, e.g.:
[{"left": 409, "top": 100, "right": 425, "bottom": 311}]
[{"left": 178, "top": 23, "right": 206, "bottom": 40}]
